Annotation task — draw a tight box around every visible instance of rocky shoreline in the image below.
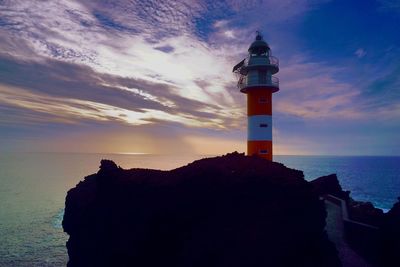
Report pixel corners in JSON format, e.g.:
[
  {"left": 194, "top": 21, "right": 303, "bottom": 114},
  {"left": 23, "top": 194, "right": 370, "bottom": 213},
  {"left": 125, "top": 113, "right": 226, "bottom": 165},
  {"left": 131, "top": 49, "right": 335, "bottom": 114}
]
[{"left": 63, "top": 152, "right": 399, "bottom": 267}]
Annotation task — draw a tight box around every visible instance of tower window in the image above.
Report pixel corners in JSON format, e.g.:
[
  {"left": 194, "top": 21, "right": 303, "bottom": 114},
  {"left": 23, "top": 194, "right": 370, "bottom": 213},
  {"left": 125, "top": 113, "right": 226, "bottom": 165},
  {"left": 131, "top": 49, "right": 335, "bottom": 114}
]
[
  {"left": 259, "top": 97, "right": 267, "bottom": 103},
  {"left": 259, "top": 150, "right": 268, "bottom": 154},
  {"left": 259, "top": 123, "right": 268, "bottom": 128}
]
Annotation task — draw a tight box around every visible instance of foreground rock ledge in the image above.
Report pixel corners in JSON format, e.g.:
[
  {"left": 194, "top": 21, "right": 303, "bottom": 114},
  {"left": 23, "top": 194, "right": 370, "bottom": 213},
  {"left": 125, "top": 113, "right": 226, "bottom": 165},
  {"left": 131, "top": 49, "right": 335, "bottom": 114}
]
[{"left": 63, "top": 152, "right": 340, "bottom": 267}]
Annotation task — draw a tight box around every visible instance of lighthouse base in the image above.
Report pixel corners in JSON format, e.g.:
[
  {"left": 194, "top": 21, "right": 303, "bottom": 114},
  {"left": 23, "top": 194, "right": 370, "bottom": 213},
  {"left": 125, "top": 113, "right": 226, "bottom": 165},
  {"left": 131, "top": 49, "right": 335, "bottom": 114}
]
[{"left": 247, "top": 140, "right": 273, "bottom": 161}]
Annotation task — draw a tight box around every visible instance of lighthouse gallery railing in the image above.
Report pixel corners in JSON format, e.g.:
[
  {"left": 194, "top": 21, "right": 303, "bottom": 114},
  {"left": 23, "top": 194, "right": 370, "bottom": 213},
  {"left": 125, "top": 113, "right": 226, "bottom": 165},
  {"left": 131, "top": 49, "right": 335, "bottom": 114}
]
[{"left": 237, "top": 75, "right": 279, "bottom": 90}]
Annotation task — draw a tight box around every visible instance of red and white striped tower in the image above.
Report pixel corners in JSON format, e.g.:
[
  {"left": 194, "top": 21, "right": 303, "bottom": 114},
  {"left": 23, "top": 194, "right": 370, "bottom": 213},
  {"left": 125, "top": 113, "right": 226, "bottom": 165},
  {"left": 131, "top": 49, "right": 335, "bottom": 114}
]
[{"left": 233, "top": 32, "right": 279, "bottom": 160}]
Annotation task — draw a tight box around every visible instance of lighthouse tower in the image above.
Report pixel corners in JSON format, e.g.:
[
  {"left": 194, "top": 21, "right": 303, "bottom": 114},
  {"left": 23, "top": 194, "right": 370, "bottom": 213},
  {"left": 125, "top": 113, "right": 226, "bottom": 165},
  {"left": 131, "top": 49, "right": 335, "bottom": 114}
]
[{"left": 233, "top": 32, "right": 279, "bottom": 161}]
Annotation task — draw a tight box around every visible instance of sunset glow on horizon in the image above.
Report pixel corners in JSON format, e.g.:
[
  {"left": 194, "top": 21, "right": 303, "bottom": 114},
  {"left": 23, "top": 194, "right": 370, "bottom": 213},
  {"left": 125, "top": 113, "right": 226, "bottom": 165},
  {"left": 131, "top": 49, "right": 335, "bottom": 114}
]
[{"left": 1, "top": 0, "right": 399, "bottom": 155}]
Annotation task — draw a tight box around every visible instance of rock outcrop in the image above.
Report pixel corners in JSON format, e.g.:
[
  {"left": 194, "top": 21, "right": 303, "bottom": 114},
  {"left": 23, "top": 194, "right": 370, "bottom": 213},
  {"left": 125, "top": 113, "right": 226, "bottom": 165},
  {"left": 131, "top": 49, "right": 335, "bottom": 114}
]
[
  {"left": 348, "top": 200, "right": 384, "bottom": 227},
  {"left": 310, "top": 173, "right": 385, "bottom": 226},
  {"left": 310, "top": 171, "right": 400, "bottom": 266},
  {"left": 63, "top": 152, "right": 340, "bottom": 267},
  {"left": 381, "top": 198, "right": 400, "bottom": 267},
  {"left": 310, "top": 174, "right": 350, "bottom": 200}
]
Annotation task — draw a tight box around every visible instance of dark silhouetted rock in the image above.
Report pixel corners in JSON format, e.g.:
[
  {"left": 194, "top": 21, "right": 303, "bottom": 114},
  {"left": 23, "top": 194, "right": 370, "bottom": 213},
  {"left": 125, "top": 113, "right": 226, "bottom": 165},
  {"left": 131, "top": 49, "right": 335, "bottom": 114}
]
[
  {"left": 99, "top": 159, "right": 119, "bottom": 172},
  {"left": 311, "top": 173, "right": 384, "bottom": 227},
  {"left": 310, "top": 174, "right": 350, "bottom": 200},
  {"left": 63, "top": 152, "right": 341, "bottom": 267},
  {"left": 381, "top": 197, "right": 400, "bottom": 267},
  {"left": 348, "top": 200, "right": 384, "bottom": 227}
]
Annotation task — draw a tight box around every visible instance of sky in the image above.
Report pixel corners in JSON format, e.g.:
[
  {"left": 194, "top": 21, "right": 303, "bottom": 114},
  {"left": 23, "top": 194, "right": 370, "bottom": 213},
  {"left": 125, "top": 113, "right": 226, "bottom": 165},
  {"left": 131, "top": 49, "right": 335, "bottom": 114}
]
[{"left": 0, "top": 0, "right": 399, "bottom": 155}]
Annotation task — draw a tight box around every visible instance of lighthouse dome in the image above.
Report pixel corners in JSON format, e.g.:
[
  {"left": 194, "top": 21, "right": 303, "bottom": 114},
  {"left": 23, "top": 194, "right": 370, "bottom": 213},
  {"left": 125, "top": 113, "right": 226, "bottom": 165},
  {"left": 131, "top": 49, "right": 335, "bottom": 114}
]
[{"left": 248, "top": 33, "right": 270, "bottom": 55}]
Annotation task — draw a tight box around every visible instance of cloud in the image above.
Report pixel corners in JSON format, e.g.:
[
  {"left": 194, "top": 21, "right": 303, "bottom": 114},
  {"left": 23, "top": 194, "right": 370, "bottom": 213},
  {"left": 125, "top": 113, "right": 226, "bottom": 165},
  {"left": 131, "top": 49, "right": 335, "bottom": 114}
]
[
  {"left": 0, "top": 0, "right": 387, "bottom": 127},
  {"left": 0, "top": 83, "right": 231, "bottom": 128},
  {"left": 0, "top": 0, "right": 251, "bottom": 134},
  {"left": 1, "top": 0, "right": 394, "bottom": 123},
  {"left": 357, "top": 64, "right": 400, "bottom": 119},
  {"left": 355, "top": 48, "right": 367, "bottom": 58},
  {"left": 0, "top": 53, "right": 245, "bottom": 129},
  {"left": 1, "top": 0, "right": 398, "bottom": 156},
  {"left": 274, "top": 56, "right": 364, "bottom": 119},
  {"left": 377, "top": 0, "right": 400, "bottom": 13},
  {"left": 1, "top": 1, "right": 244, "bottom": 99}
]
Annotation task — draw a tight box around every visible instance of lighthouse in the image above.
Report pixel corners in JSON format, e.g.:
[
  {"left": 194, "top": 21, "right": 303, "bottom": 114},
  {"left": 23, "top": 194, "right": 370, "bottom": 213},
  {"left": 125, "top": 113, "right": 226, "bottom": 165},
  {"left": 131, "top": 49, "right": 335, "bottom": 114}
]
[{"left": 233, "top": 32, "right": 279, "bottom": 161}]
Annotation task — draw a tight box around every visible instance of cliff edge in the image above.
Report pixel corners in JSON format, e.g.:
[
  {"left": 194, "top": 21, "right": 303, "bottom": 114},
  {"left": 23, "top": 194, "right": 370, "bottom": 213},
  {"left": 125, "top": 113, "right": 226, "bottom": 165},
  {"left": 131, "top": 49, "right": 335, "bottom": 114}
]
[{"left": 63, "top": 152, "right": 340, "bottom": 267}]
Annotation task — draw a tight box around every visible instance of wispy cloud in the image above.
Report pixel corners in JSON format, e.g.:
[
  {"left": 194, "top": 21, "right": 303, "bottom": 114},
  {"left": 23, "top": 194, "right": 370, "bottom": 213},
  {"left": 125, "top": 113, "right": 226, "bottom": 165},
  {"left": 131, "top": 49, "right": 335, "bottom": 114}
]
[
  {"left": 355, "top": 48, "right": 367, "bottom": 58},
  {"left": 0, "top": 52, "right": 244, "bottom": 129},
  {"left": 0, "top": 0, "right": 363, "bottom": 126},
  {"left": 275, "top": 56, "right": 363, "bottom": 119},
  {"left": 377, "top": 0, "right": 400, "bottom": 13},
  {"left": 1, "top": 0, "right": 399, "bottom": 155},
  {"left": 0, "top": 0, "right": 245, "bottom": 117},
  {"left": 0, "top": 84, "right": 229, "bottom": 128}
]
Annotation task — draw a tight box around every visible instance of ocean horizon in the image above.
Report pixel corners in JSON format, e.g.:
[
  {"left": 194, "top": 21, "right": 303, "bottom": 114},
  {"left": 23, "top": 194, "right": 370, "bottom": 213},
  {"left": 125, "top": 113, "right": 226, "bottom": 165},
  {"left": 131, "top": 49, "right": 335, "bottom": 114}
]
[{"left": 0, "top": 152, "right": 399, "bottom": 266}]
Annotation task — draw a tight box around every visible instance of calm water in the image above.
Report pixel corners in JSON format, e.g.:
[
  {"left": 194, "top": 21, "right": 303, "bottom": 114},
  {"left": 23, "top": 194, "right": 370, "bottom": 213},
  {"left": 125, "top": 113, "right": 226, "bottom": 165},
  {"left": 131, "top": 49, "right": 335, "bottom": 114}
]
[{"left": 0, "top": 153, "right": 399, "bottom": 266}]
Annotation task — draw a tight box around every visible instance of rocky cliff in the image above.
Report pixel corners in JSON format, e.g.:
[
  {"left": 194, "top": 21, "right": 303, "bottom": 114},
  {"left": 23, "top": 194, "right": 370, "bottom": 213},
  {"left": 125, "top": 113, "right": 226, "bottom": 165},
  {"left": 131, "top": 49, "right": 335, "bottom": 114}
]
[
  {"left": 63, "top": 152, "right": 340, "bottom": 267},
  {"left": 309, "top": 171, "right": 400, "bottom": 266},
  {"left": 381, "top": 198, "right": 400, "bottom": 267},
  {"left": 310, "top": 174, "right": 350, "bottom": 200}
]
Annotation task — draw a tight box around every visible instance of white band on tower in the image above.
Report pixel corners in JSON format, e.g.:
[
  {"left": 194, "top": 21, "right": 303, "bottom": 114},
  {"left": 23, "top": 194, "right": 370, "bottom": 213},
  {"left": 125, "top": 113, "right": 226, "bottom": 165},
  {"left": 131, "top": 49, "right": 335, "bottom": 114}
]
[{"left": 248, "top": 115, "right": 272, "bottom": 141}]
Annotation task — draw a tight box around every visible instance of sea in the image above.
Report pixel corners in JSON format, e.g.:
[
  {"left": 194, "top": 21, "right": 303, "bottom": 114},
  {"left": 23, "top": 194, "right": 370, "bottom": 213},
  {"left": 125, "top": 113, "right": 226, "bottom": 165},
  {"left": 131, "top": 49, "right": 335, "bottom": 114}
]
[{"left": 0, "top": 153, "right": 399, "bottom": 267}]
